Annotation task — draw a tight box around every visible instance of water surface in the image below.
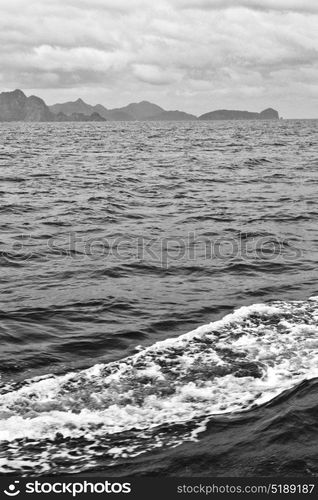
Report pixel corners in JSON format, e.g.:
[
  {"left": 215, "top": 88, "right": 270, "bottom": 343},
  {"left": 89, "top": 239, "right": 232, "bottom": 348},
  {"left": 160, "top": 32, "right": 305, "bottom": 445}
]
[{"left": 0, "top": 120, "right": 318, "bottom": 475}]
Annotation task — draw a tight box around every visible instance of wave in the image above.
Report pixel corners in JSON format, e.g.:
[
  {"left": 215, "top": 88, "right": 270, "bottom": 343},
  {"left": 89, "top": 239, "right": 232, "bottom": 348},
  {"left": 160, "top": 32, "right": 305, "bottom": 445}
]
[{"left": 0, "top": 297, "right": 318, "bottom": 475}]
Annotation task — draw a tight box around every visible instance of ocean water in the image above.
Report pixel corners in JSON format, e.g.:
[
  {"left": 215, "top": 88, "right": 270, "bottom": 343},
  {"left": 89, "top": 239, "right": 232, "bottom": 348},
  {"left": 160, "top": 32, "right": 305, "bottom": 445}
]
[{"left": 0, "top": 119, "right": 318, "bottom": 476}]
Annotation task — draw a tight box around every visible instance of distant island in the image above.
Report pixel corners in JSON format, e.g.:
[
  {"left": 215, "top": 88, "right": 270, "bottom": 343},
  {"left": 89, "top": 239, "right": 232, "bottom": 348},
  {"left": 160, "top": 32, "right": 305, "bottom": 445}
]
[
  {"left": 199, "top": 108, "right": 279, "bottom": 120},
  {"left": 0, "top": 89, "right": 280, "bottom": 122}
]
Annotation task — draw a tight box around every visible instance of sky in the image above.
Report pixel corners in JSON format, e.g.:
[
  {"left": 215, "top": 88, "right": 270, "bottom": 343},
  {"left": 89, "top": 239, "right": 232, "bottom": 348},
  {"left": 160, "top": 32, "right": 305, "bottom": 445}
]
[{"left": 0, "top": 0, "right": 317, "bottom": 117}]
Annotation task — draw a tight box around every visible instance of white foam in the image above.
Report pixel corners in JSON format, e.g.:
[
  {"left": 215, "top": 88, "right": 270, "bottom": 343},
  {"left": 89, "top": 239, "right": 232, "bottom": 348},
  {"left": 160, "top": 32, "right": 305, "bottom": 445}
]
[{"left": 1, "top": 298, "right": 318, "bottom": 474}]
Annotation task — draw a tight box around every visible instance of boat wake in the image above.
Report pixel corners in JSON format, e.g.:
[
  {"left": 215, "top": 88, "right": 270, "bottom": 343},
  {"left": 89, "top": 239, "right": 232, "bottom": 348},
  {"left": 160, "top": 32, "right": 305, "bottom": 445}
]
[{"left": 1, "top": 297, "right": 318, "bottom": 475}]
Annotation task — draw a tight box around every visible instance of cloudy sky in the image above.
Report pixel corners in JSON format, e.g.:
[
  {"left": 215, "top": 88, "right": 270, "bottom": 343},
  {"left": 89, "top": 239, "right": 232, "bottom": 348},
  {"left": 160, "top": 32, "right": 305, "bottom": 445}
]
[{"left": 0, "top": 0, "right": 317, "bottom": 117}]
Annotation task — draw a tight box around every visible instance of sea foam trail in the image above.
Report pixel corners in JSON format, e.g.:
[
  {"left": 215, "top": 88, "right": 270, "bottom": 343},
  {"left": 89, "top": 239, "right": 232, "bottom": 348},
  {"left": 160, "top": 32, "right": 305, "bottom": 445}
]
[{"left": 1, "top": 297, "right": 318, "bottom": 475}]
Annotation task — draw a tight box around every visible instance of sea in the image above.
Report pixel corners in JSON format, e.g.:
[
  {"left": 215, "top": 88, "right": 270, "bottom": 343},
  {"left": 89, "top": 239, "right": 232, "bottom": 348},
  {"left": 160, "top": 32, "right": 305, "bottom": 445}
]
[{"left": 0, "top": 119, "right": 318, "bottom": 476}]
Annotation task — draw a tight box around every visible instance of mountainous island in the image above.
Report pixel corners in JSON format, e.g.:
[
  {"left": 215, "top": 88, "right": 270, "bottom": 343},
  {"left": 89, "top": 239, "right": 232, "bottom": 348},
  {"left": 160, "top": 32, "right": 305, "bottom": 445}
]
[
  {"left": 0, "top": 89, "right": 280, "bottom": 122},
  {"left": 0, "top": 90, "right": 105, "bottom": 122},
  {"left": 198, "top": 108, "right": 279, "bottom": 120},
  {"left": 49, "top": 98, "right": 197, "bottom": 121}
]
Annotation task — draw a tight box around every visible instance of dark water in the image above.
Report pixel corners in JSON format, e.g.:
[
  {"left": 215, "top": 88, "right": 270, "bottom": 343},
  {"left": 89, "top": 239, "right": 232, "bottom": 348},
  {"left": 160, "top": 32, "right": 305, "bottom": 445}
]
[{"left": 0, "top": 120, "right": 318, "bottom": 476}]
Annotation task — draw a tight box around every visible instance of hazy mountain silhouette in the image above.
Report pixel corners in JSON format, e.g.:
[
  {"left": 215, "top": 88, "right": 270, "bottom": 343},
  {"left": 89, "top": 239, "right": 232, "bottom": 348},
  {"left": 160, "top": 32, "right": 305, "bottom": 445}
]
[
  {"left": 54, "top": 111, "right": 106, "bottom": 122},
  {"left": 50, "top": 99, "right": 164, "bottom": 120},
  {"left": 146, "top": 110, "right": 197, "bottom": 121},
  {"left": 49, "top": 99, "right": 197, "bottom": 121},
  {"left": 50, "top": 101, "right": 279, "bottom": 121},
  {"left": 117, "top": 101, "right": 164, "bottom": 120},
  {"left": 0, "top": 89, "right": 280, "bottom": 122},
  {"left": 93, "top": 105, "right": 133, "bottom": 121},
  {"left": 50, "top": 98, "right": 95, "bottom": 116}
]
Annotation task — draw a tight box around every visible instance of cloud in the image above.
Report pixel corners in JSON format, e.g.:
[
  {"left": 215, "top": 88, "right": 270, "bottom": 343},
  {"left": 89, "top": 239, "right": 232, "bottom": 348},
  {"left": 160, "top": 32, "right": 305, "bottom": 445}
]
[
  {"left": 133, "top": 64, "right": 181, "bottom": 85},
  {"left": 174, "top": 0, "right": 318, "bottom": 13}
]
